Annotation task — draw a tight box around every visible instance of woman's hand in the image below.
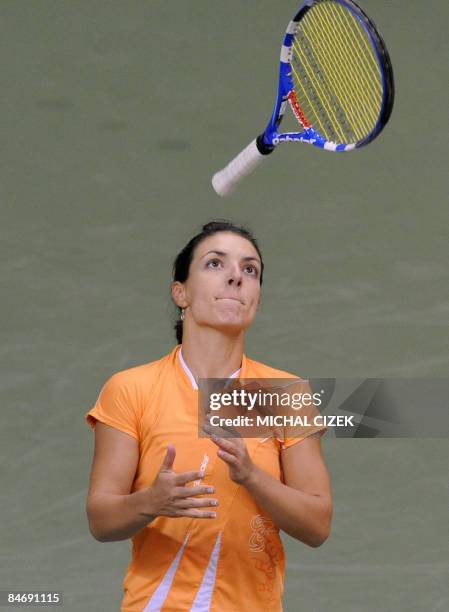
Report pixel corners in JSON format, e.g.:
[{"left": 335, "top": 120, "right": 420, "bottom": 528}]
[
  {"left": 139, "top": 445, "right": 219, "bottom": 519},
  {"left": 202, "top": 423, "right": 257, "bottom": 486}
]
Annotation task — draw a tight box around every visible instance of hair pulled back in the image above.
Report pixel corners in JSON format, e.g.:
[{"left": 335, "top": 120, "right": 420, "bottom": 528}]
[{"left": 172, "top": 220, "right": 264, "bottom": 344}]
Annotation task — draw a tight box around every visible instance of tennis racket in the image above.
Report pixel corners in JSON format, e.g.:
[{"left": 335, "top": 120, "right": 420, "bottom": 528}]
[{"left": 212, "top": 0, "right": 394, "bottom": 197}]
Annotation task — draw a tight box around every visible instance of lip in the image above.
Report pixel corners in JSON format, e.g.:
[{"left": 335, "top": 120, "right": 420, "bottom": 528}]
[{"left": 215, "top": 297, "right": 244, "bottom": 305}]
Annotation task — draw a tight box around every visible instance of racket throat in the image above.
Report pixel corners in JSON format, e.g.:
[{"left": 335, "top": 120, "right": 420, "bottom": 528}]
[{"left": 256, "top": 134, "right": 276, "bottom": 155}]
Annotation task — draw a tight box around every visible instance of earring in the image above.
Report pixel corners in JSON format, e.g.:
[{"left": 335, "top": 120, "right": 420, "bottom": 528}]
[{"left": 180, "top": 308, "right": 185, "bottom": 322}]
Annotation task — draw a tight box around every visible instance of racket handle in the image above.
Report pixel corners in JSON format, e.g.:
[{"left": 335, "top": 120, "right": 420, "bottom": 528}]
[{"left": 212, "top": 136, "right": 274, "bottom": 197}]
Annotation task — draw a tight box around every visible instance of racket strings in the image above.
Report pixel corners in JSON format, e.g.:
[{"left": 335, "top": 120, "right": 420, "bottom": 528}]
[
  {"left": 304, "top": 4, "right": 380, "bottom": 138},
  {"left": 292, "top": 36, "right": 352, "bottom": 142},
  {"left": 306, "top": 2, "right": 381, "bottom": 135},
  {"left": 290, "top": 0, "right": 383, "bottom": 144},
  {"left": 304, "top": 9, "right": 378, "bottom": 131},
  {"left": 318, "top": 3, "right": 382, "bottom": 118},
  {"left": 294, "top": 22, "right": 373, "bottom": 140}
]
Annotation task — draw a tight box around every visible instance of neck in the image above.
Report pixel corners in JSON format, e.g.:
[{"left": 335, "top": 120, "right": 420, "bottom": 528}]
[{"left": 180, "top": 326, "right": 244, "bottom": 380}]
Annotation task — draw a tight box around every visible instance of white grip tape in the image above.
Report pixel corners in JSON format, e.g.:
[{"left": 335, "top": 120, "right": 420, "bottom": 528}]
[{"left": 211, "top": 139, "right": 265, "bottom": 197}]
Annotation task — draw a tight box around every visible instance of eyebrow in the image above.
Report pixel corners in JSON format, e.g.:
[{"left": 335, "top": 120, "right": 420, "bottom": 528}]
[{"left": 200, "top": 250, "right": 261, "bottom": 265}]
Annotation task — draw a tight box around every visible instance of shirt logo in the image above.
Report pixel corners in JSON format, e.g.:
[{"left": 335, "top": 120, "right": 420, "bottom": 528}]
[
  {"left": 193, "top": 453, "right": 210, "bottom": 486},
  {"left": 249, "top": 514, "right": 276, "bottom": 552}
]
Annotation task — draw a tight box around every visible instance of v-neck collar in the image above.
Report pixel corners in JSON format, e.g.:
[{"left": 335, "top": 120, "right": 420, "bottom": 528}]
[{"left": 178, "top": 346, "right": 243, "bottom": 391}]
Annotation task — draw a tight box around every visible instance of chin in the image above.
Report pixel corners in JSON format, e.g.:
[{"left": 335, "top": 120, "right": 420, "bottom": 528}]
[{"left": 213, "top": 315, "right": 252, "bottom": 333}]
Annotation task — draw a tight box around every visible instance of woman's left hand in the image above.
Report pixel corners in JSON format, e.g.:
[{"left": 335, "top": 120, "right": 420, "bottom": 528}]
[{"left": 202, "top": 423, "right": 257, "bottom": 486}]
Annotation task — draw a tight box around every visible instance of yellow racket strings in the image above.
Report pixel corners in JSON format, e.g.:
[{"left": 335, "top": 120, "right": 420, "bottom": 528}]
[{"left": 290, "top": 1, "right": 383, "bottom": 144}]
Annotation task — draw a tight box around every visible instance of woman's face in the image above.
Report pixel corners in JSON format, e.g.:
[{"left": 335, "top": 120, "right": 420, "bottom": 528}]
[{"left": 172, "top": 232, "right": 262, "bottom": 335}]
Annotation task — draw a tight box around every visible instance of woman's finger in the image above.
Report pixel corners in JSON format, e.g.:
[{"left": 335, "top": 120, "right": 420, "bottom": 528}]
[
  {"left": 176, "top": 484, "right": 215, "bottom": 498},
  {"left": 217, "top": 449, "right": 238, "bottom": 464},
  {"left": 175, "top": 509, "right": 217, "bottom": 519},
  {"left": 175, "top": 470, "right": 205, "bottom": 485},
  {"left": 175, "top": 497, "right": 219, "bottom": 509},
  {"left": 211, "top": 435, "right": 239, "bottom": 453}
]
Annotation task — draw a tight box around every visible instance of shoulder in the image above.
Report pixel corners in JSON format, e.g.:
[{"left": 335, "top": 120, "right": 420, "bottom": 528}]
[
  {"left": 102, "top": 350, "right": 174, "bottom": 395},
  {"left": 244, "top": 355, "right": 305, "bottom": 380}
]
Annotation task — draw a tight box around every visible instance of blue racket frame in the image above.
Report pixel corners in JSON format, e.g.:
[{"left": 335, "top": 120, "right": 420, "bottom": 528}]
[
  {"left": 257, "top": 0, "right": 394, "bottom": 154},
  {"left": 211, "top": 0, "right": 394, "bottom": 196}
]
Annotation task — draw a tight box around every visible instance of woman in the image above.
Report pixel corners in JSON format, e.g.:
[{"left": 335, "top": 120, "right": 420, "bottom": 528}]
[{"left": 85, "top": 220, "right": 333, "bottom": 612}]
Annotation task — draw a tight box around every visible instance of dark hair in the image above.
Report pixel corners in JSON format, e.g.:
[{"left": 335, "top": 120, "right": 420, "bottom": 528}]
[{"left": 172, "top": 220, "right": 264, "bottom": 344}]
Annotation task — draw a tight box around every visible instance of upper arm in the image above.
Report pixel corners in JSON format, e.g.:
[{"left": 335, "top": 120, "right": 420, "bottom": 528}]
[
  {"left": 86, "top": 422, "right": 140, "bottom": 510},
  {"left": 281, "top": 433, "right": 333, "bottom": 504}
]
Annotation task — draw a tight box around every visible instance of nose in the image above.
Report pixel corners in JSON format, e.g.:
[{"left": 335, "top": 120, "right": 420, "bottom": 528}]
[{"left": 227, "top": 264, "right": 242, "bottom": 286}]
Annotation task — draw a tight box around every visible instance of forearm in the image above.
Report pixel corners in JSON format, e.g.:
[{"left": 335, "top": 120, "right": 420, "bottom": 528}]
[
  {"left": 244, "top": 465, "right": 331, "bottom": 547},
  {"left": 87, "top": 489, "right": 154, "bottom": 542}
]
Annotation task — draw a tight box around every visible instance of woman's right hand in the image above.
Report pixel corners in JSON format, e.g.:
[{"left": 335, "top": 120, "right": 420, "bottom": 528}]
[{"left": 138, "top": 445, "right": 219, "bottom": 519}]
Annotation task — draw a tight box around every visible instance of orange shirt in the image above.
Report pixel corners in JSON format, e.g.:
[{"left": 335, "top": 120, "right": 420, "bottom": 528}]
[{"left": 85, "top": 345, "right": 326, "bottom": 611}]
